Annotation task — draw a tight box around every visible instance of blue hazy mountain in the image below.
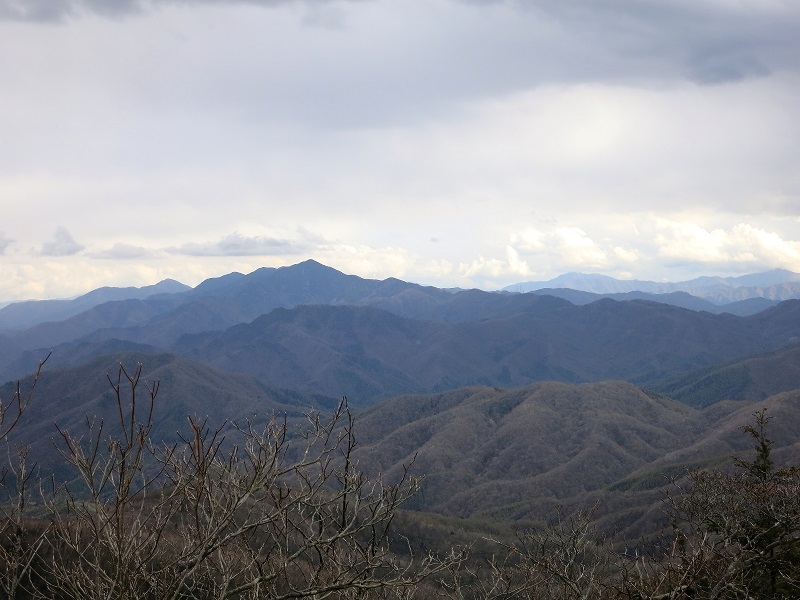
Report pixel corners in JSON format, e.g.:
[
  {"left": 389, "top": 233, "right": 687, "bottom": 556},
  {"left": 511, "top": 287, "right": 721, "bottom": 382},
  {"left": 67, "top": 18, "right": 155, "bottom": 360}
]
[
  {"left": 505, "top": 269, "right": 800, "bottom": 304},
  {"left": 0, "top": 279, "right": 190, "bottom": 331}
]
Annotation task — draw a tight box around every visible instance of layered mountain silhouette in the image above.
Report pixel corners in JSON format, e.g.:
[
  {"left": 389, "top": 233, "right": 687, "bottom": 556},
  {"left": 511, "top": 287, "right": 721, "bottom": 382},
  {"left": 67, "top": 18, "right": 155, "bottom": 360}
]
[
  {"left": 0, "top": 279, "right": 189, "bottom": 330},
  {"left": 505, "top": 269, "right": 800, "bottom": 304},
  {"left": 1, "top": 261, "right": 451, "bottom": 353},
  {"left": 526, "top": 288, "right": 778, "bottom": 316},
  {"left": 2, "top": 260, "right": 800, "bottom": 541},
  {"left": 164, "top": 299, "right": 800, "bottom": 404},
  {"left": 3, "top": 260, "right": 800, "bottom": 406}
]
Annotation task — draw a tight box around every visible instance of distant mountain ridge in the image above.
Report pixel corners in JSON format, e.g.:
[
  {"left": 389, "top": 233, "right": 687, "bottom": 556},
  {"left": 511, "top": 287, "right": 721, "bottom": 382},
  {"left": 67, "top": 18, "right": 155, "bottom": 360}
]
[
  {"left": 4, "top": 264, "right": 796, "bottom": 338},
  {"left": 4, "top": 264, "right": 799, "bottom": 333},
  {"left": 0, "top": 279, "right": 190, "bottom": 330},
  {"left": 163, "top": 299, "right": 800, "bottom": 404},
  {"left": 0, "top": 260, "right": 452, "bottom": 351},
  {"left": 526, "top": 288, "right": 777, "bottom": 316},
  {"left": 11, "top": 294, "right": 800, "bottom": 406},
  {"left": 505, "top": 269, "right": 800, "bottom": 304},
  {"left": 5, "top": 261, "right": 800, "bottom": 406}
]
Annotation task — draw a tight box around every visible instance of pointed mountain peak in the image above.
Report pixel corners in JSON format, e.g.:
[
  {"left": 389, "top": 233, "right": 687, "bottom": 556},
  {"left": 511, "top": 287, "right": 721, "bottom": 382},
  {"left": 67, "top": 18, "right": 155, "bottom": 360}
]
[{"left": 286, "top": 259, "right": 343, "bottom": 274}]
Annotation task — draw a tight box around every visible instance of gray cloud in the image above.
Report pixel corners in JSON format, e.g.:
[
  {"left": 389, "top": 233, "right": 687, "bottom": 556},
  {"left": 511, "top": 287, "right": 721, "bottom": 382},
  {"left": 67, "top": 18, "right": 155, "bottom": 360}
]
[
  {"left": 0, "top": 232, "right": 13, "bottom": 254},
  {"left": 168, "top": 232, "right": 311, "bottom": 257},
  {"left": 3, "top": 0, "right": 795, "bottom": 90},
  {"left": 0, "top": 0, "right": 144, "bottom": 22},
  {"left": 269, "top": 1, "right": 793, "bottom": 129},
  {"left": 40, "top": 227, "right": 85, "bottom": 256},
  {"left": 91, "top": 242, "right": 155, "bottom": 259},
  {"left": 0, "top": 0, "right": 358, "bottom": 22},
  {"left": 528, "top": 0, "right": 797, "bottom": 85},
  {"left": 688, "top": 51, "right": 771, "bottom": 85},
  {"left": 1, "top": 0, "right": 795, "bottom": 141}
]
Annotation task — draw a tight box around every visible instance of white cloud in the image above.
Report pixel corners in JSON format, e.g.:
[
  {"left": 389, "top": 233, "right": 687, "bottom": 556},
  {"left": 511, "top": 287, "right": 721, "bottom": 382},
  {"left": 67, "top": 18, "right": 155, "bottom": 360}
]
[
  {"left": 506, "top": 246, "right": 532, "bottom": 277},
  {"left": 653, "top": 219, "right": 800, "bottom": 270},
  {"left": 501, "top": 217, "right": 800, "bottom": 283},
  {"left": 459, "top": 256, "right": 508, "bottom": 280},
  {"left": 552, "top": 228, "right": 608, "bottom": 267},
  {"left": 0, "top": 258, "right": 171, "bottom": 301},
  {"left": 510, "top": 226, "right": 607, "bottom": 272},
  {"left": 612, "top": 246, "right": 639, "bottom": 263},
  {"left": 458, "top": 246, "right": 533, "bottom": 281},
  {"left": 734, "top": 223, "right": 800, "bottom": 263},
  {"left": 655, "top": 221, "right": 729, "bottom": 261},
  {"left": 510, "top": 228, "right": 546, "bottom": 252}
]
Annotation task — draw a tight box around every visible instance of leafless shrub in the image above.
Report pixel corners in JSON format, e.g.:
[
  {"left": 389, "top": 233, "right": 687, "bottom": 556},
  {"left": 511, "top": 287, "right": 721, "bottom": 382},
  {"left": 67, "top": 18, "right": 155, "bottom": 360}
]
[
  {"left": 439, "top": 505, "right": 615, "bottom": 600},
  {"left": 42, "top": 363, "right": 463, "bottom": 599},
  {"left": 616, "top": 409, "right": 800, "bottom": 600},
  {"left": 0, "top": 352, "right": 51, "bottom": 598}
]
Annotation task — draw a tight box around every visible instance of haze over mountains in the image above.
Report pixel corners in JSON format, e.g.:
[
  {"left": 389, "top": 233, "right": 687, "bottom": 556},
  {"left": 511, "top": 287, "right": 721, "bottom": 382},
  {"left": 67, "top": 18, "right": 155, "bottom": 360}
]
[
  {"left": 4, "top": 263, "right": 800, "bottom": 334},
  {"left": 2, "top": 260, "right": 800, "bottom": 537},
  {"left": 504, "top": 269, "right": 800, "bottom": 305},
  {"left": 0, "top": 279, "right": 191, "bottom": 330},
  {"left": 2, "top": 261, "right": 800, "bottom": 400}
]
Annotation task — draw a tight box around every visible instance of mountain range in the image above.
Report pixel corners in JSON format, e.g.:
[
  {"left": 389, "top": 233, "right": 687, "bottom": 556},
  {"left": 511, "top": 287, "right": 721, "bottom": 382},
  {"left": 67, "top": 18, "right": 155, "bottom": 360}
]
[
  {"left": 2, "top": 259, "right": 800, "bottom": 540},
  {"left": 0, "top": 278, "right": 190, "bottom": 330},
  {"left": 5, "top": 264, "right": 800, "bottom": 337},
  {"left": 3, "top": 261, "right": 800, "bottom": 402},
  {"left": 504, "top": 269, "right": 800, "bottom": 305}
]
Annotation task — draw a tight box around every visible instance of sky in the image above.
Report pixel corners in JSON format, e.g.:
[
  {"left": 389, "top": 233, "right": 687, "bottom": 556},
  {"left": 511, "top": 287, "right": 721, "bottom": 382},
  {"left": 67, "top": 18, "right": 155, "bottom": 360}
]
[{"left": 1, "top": 0, "right": 799, "bottom": 301}]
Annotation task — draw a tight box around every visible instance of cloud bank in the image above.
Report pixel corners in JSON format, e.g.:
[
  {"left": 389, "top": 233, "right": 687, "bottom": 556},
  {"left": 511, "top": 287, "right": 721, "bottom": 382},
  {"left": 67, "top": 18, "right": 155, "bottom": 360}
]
[{"left": 0, "top": 0, "right": 798, "bottom": 300}]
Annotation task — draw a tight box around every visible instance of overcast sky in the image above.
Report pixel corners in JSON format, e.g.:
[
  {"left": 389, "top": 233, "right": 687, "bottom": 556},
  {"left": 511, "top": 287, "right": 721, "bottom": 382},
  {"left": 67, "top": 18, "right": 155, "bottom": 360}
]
[{"left": 1, "top": 0, "right": 799, "bottom": 300}]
